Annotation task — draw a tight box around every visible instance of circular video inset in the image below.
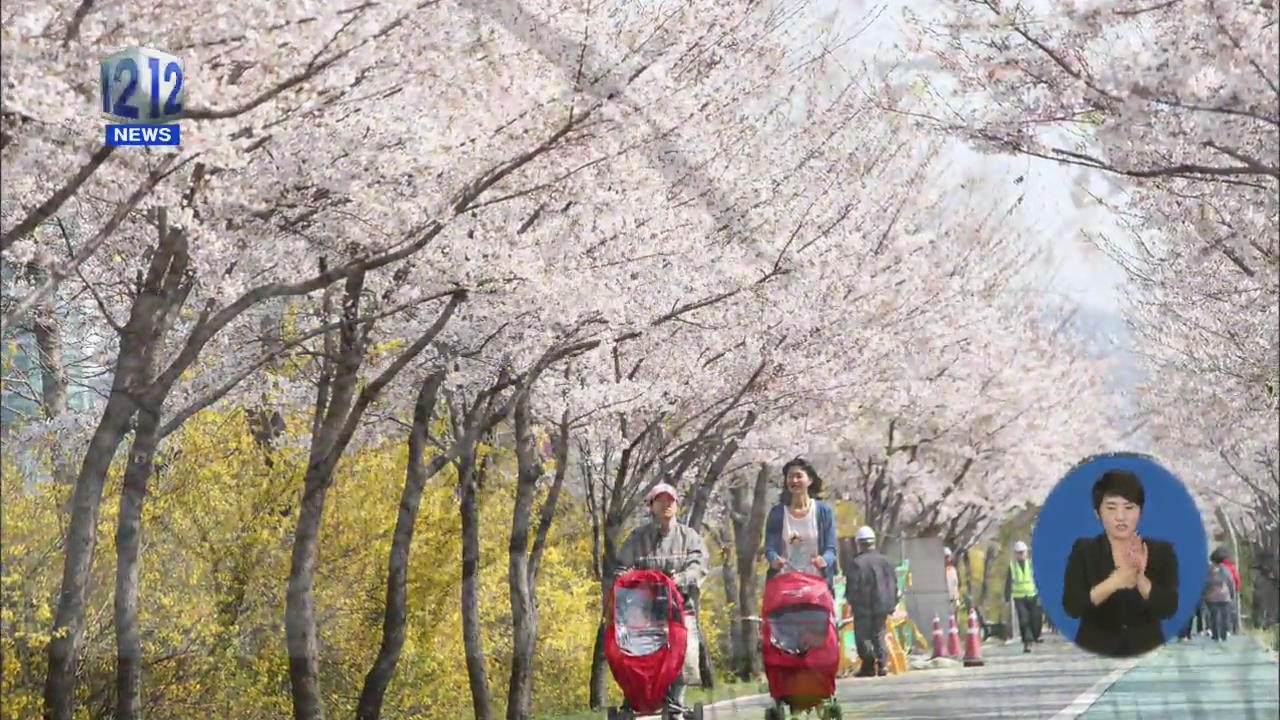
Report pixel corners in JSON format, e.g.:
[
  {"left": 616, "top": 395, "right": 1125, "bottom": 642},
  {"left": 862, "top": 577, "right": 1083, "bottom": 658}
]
[{"left": 1030, "top": 452, "right": 1208, "bottom": 658}]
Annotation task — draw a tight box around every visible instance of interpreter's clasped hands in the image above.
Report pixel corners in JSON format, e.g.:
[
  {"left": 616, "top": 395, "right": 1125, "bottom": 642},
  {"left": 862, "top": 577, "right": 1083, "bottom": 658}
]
[{"left": 1112, "top": 536, "right": 1149, "bottom": 589}]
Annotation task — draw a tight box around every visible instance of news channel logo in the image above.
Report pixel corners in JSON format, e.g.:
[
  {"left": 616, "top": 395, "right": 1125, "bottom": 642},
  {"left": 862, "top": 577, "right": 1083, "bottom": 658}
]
[{"left": 100, "top": 47, "right": 184, "bottom": 147}]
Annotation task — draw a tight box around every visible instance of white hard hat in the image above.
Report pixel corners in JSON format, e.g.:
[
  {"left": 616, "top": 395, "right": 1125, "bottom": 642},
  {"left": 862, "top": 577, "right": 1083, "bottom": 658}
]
[
  {"left": 855, "top": 526, "right": 876, "bottom": 542},
  {"left": 943, "top": 547, "right": 952, "bottom": 557},
  {"left": 1013, "top": 541, "right": 1028, "bottom": 553}
]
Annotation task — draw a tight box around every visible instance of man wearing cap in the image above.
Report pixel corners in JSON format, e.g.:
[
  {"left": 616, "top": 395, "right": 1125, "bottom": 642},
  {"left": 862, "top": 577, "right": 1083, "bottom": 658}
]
[
  {"left": 616, "top": 482, "right": 709, "bottom": 719},
  {"left": 1005, "top": 540, "right": 1043, "bottom": 653},
  {"left": 846, "top": 526, "right": 897, "bottom": 677}
]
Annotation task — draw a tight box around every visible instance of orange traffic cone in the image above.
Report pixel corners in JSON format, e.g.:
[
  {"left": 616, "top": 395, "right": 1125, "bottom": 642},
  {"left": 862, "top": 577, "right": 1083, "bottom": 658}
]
[
  {"left": 963, "top": 608, "right": 985, "bottom": 667},
  {"left": 945, "top": 614, "right": 963, "bottom": 657},
  {"left": 930, "top": 615, "right": 945, "bottom": 658}
]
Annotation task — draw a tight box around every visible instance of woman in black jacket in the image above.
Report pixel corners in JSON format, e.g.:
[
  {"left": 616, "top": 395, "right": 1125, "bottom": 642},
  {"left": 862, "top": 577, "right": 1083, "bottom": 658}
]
[{"left": 1062, "top": 470, "right": 1179, "bottom": 657}]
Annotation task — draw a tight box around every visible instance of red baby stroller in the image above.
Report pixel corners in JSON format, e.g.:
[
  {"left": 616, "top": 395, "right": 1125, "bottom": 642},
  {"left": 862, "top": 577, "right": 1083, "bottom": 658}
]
[
  {"left": 761, "top": 571, "right": 842, "bottom": 720},
  {"left": 604, "top": 569, "right": 704, "bottom": 720}
]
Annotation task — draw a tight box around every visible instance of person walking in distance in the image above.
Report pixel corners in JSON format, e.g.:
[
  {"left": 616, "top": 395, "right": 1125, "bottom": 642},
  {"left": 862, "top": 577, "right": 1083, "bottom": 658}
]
[
  {"left": 1201, "top": 554, "right": 1234, "bottom": 643},
  {"left": 1005, "top": 541, "right": 1043, "bottom": 653},
  {"left": 615, "top": 482, "right": 709, "bottom": 718},
  {"left": 846, "top": 526, "right": 897, "bottom": 677},
  {"left": 1217, "top": 549, "right": 1242, "bottom": 635},
  {"left": 944, "top": 547, "right": 961, "bottom": 616}
]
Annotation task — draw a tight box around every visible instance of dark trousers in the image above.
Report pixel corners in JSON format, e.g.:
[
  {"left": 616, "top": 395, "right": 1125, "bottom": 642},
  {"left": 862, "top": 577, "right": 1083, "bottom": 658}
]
[
  {"left": 665, "top": 676, "right": 685, "bottom": 714},
  {"left": 853, "top": 612, "right": 888, "bottom": 673},
  {"left": 1014, "top": 596, "right": 1042, "bottom": 643},
  {"left": 1206, "top": 601, "right": 1231, "bottom": 641}
]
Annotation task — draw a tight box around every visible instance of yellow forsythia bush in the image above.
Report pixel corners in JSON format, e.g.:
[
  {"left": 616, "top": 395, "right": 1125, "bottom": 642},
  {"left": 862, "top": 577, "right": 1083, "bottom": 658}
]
[{"left": 1, "top": 409, "right": 599, "bottom": 719}]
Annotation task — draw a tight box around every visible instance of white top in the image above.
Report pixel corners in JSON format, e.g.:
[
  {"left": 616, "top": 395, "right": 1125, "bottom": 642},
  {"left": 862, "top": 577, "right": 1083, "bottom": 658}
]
[{"left": 782, "top": 504, "right": 821, "bottom": 577}]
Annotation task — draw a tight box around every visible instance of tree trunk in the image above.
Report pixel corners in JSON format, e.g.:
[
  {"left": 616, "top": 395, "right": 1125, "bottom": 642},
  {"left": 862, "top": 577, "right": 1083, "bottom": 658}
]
[
  {"left": 506, "top": 394, "right": 540, "bottom": 720},
  {"left": 1248, "top": 527, "right": 1278, "bottom": 628},
  {"left": 29, "top": 260, "right": 73, "bottom": 486},
  {"left": 286, "top": 469, "right": 333, "bottom": 720},
  {"left": 458, "top": 446, "right": 494, "bottom": 720},
  {"left": 114, "top": 406, "right": 162, "bottom": 720},
  {"left": 698, "top": 624, "right": 716, "bottom": 690},
  {"left": 286, "top": 271, "right": 366, "bottom": 720},
  {"left": 43, "top": 274, "right": 172, "bottom": 720},
  {"left": 356, "top": 372, "right": 445, "bottom": 720},
  {"left": 588, "top": 623, "right": 608, "bottom": 709},
  {"left": 109, "top": 226, "right": 194, "bottom": 720},
  {"left": 589, "top": 510, "right": 626, "bottom": 708},
  {"left": 287, "top": 277, "right": 462, "bottom": 720},
  {"left": 717, "top": 526, "right": 743, "bottom": 681},
  {"left": 978, "top": 541, "right": 999, "bottom": 622},
  {"left": 732, "top": 465, "right": 770, "bottom": 681},
  {"left": 42, "top": 397, "right": 137, "bottom": 720}
]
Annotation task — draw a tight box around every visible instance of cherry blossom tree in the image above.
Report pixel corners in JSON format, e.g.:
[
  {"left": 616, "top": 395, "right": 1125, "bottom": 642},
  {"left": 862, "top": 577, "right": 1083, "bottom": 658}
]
[
  {"left": 3, "top": 2, "right": 1237, "bottom": 720},
  {"left": 903, "top": 0, "right": 1277, "bottom": 545},
  {"left": 1, "top": 0, "right": 618, "bottom": 715}
]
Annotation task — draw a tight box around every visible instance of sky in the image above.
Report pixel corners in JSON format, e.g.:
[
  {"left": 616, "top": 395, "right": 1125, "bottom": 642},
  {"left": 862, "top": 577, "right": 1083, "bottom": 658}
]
[{"left": 826, "top": 0, "right": 1133, "bottom": 317}]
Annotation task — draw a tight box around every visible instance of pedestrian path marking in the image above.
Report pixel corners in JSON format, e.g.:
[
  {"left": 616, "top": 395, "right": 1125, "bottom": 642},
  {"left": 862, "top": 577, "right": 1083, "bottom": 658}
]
[{"left": 1048, "top": 655, "right": 1143, "bottom": 719}]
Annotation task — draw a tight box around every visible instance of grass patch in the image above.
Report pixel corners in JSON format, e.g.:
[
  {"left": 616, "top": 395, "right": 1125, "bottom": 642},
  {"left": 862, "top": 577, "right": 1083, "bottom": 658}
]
[{"left": 1254, "top": 626, "right": 1278, "bottom": 654}]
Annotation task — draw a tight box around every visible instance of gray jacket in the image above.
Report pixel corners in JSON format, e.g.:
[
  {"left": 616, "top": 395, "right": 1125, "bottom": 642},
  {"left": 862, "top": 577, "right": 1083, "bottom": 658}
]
[
  {"left": 846, "top": 549, "right": 898, "bottom": 616},
  {"left": 616, "top": 520, "right": 709, "bottom": 595},
  {"left": 1202, "top": 563, "right": 1232, "bottom": 604}
]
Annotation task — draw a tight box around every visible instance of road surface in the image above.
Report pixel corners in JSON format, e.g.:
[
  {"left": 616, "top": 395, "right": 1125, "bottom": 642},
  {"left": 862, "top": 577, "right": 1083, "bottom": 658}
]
[{"left": 697, "top": 633, "right": 1278, "bottom": 719}]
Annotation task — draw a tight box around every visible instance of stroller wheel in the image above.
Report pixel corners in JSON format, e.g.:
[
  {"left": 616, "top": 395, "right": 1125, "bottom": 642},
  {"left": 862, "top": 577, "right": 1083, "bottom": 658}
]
[
  {"left": 764, "top": 705, "right": 780, "bottom": 720},
  {"left": 606, "top": 708, "right": 616, "bottom": 720},
  {"left": 690, "top": 703, "right": 704, "bottom": 720}
]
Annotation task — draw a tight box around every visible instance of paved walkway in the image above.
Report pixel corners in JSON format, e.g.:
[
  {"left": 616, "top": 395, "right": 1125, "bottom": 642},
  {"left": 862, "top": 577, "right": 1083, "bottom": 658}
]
[
  {"left": 697, "top": 632, "right": 1279, "bottom": 719},
  {"left": 1076, "top": 634, "right": 1279, "bottom": 719}
]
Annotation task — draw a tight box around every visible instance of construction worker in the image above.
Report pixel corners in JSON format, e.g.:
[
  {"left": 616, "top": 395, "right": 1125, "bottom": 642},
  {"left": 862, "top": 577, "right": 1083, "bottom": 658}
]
[
  {"left": 846, "top": 526, "right": 897, "bottom": 677},
  {"left": 1005, "top": 540, "right": 1043, "bottom": 653}
]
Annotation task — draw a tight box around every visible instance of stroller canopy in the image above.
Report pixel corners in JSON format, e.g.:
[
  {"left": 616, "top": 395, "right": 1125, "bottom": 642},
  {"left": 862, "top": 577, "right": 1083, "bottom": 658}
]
[
  {"left": 762, "top": 572, "right": 834, "bottom": 655},
  {"left": 605, "top": 569, "right": 688, "bottom": 715},
  {"left": 761, "top": 571, "right": 840, "bottom": 708},
  {"left": 613, "top": 581, "right": 677, "bottom": 656},
  {"left": 767, "top": 606, "right": 830, "bottom": 655}
]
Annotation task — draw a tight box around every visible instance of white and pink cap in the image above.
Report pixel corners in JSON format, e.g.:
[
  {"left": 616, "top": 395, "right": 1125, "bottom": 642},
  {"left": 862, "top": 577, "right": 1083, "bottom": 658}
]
[{"left": 646, "top": 482, "right": 680, "bottom": 504}]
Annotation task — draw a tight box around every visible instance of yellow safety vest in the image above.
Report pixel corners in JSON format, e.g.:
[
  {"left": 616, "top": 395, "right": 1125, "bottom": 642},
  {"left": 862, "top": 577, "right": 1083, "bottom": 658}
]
[{"left": 1010, "top": 560, "right": 1036, "bottom": 599}]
